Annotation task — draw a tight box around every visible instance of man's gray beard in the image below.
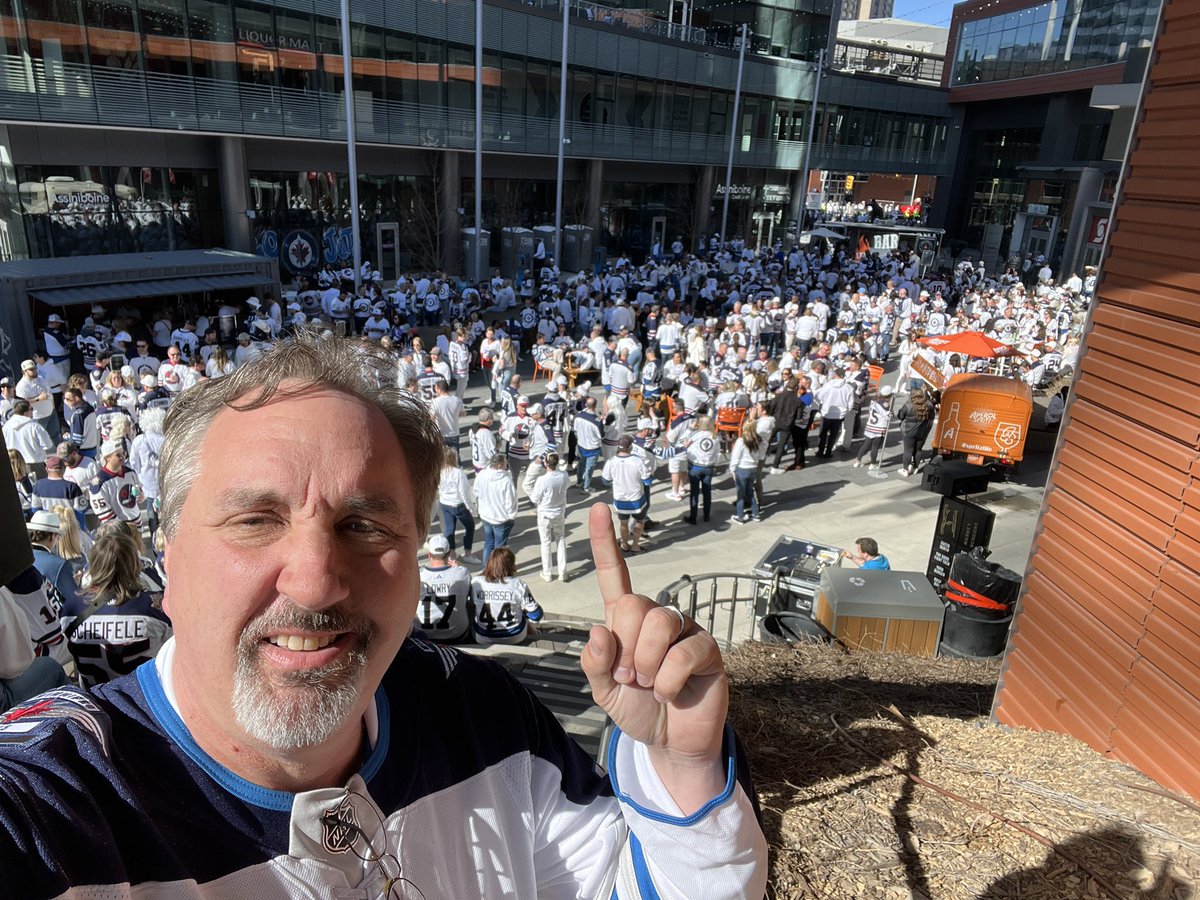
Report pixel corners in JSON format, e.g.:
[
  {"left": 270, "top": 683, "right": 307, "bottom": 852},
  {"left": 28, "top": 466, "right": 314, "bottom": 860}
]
[{"left": 231, "top": 606, "right": 377, "bottom": 751}]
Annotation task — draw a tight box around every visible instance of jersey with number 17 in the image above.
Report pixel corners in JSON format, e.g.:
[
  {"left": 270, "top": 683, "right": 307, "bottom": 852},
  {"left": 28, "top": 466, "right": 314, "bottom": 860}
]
[{"left": 415, "top": 565, "right": 473, "bottom": 642}]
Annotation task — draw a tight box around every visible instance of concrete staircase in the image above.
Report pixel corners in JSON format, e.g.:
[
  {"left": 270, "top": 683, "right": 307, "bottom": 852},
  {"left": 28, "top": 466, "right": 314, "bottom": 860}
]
[{"left": 462, "top": 616, "right": 611, "bottom": 761}]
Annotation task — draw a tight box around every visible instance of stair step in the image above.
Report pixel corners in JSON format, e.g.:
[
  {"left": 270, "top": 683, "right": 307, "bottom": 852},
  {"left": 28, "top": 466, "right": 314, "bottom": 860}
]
[{"left": 455, "top": 624, "right": 610, "bottom": 760}]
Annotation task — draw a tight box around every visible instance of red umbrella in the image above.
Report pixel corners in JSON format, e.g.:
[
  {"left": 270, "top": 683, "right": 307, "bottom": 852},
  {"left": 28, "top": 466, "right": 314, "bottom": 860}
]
[{"left": 917, "top": 332, "right": 1023, "bottom": 359}]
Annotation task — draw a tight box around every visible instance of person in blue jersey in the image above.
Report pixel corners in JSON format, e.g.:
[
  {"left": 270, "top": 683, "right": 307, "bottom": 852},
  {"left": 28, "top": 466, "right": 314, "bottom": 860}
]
[
  {"left": 0, "top": 330, "right": 767, "bottom": 900},
  {"left": 469, "top": 546, "right": 543, "bottom": 645},
  {"left": 841, "top": 536, "right": 891, "bottom": 571}
]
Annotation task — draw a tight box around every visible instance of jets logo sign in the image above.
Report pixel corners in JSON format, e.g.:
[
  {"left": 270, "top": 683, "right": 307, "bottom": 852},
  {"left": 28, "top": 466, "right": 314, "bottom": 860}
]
[{"left": 281, "top": 230, "right": 319, "bottom": 275}]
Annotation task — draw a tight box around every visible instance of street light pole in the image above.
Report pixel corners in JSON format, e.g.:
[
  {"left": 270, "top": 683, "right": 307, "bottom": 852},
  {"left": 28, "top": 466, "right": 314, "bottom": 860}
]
[
  {"left": 719, "top": 23, "right": 748, "bottom": 245},
  {"left": 796, "top": 47, "right": 826, "bottom": 235},
  {"left": 474, "top": 0, "right": 484, "bottom": 282},
  {"left": 339, "top": 0, "right": 362, "bottom": 290},
  {"left": 554, "top": 0, "right": 570, "bottom": 268}
]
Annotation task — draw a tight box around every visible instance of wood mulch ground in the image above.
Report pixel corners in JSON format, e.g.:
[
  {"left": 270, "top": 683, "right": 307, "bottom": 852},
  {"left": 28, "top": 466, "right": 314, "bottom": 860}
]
[{"left": 725, "top": 641, "right": 1199, "bottom": 900}]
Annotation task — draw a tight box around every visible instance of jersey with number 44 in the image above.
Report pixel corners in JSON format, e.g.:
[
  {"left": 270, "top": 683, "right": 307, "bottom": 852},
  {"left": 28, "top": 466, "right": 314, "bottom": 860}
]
[{"left": 471, "top": 576, "right": 543, "bottom": 642}]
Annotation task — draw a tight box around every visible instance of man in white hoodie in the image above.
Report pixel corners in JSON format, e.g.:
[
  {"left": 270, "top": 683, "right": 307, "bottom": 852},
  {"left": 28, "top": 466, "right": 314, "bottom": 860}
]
[
  {"left": 473, "top": 453, "right": 518, "bottom": 566},
  {"left": 3, "top": 400, "right": 55, "bottom": 478}
]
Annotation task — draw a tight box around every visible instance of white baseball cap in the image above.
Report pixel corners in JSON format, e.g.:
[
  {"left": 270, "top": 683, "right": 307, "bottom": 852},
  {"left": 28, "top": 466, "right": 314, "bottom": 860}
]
[
  {"left": 27, "top": 510, "right": 62, "bottom": 534},
  {"left": 425, "top": 535, "right": 450, "bottom": 556}
]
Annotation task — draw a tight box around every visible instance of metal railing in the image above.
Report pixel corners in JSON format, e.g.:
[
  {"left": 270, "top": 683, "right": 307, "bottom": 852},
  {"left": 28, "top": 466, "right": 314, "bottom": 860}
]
[
  {"left": 530, "top": 0, "right": 711, "bottom": 47},
  {"left": 832, "top": 39, "right": 946, "bottom": 86},
  {"left": 655, "top": 572, "right": 772, "bottom": 650}
]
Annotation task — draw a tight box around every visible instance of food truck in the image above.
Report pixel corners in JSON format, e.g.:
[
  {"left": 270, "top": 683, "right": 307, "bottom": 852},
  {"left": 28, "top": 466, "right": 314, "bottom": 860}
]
[{"left": 933, "top": 373, "right": 1033, "bottom": 467}]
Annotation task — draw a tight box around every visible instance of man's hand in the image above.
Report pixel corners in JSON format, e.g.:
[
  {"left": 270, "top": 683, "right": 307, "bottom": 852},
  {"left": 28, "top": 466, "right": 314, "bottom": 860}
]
[{"left": 581, "top": 503, "right": 727, "bottom": 813}]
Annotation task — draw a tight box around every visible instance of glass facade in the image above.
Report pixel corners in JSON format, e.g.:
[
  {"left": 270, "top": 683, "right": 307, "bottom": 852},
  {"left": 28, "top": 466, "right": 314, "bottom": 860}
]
[
  {"left": 0, "top": 0, "right": 955, "bottom": 261},
  {"left": 16, "top": 165, "right": 223, "bottom": 257},
  {"left": 0, "top": 0, "right": 947, "bottom": 169},
  {"left": 951, "top": 0, "right": 1159, "bottom": 86},
  {"left": 687, "top": 0, "right": 835, "bottom": 60}
]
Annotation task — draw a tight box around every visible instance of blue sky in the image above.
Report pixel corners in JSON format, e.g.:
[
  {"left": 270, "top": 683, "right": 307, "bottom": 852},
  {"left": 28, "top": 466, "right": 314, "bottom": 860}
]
[{"left": 891, "top": 0, "right": 960, "bottom": 27}]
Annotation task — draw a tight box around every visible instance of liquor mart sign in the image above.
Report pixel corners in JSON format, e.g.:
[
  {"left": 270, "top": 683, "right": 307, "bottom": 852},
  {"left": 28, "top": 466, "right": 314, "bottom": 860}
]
[{"left": 237, "top": 27, "right": 313, "bottom": 51}]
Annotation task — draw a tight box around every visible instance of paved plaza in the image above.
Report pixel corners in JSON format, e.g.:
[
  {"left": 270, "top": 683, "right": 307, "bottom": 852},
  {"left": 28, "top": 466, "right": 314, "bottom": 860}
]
[{"left": 437, "top": 362, "right": 1053, "bottom": 624}]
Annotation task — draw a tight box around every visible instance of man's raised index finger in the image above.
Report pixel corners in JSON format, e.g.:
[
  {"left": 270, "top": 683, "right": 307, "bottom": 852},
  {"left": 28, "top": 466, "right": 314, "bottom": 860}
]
[{"left": 588, "top": 502, "right": 633, "bottom": 620}]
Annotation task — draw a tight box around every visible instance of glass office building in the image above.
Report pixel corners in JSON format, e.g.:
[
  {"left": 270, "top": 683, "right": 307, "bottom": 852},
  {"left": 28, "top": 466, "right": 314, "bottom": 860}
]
[
  {"left": 0, "top": 0, "right": 958, "bottom": 266},
  {"left": 950, "top": 0, "right": 1159, "bottom": 86},
  {"left": 941, "top": 0, "right": 1159, "bottom": 277}
]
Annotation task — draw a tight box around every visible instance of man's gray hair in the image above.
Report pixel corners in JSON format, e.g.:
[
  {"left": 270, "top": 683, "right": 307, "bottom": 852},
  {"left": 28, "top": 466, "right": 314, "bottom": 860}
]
[{"left": 159, "top": 330, "right": 443, "bottom": 540}]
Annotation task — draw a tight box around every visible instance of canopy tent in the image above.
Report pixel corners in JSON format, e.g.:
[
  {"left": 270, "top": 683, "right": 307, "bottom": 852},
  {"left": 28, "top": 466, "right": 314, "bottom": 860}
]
[
  {"left": 804, "top": 227, "right": 848, "bottom": 240},
  {"left": 30, "top": 273, "right": 274, "bottom": 307},
  {"left": 918, "top": 332, "right": 1024, "bottom": 359}
]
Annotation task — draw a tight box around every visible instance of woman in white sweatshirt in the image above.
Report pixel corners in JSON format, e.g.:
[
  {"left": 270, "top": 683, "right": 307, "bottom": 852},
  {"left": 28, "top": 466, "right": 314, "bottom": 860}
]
[
  {"left": 438, "top": 449, "right": 480, "bottom": 565},
  {"left": 728, "top": 420, "right": 766, "bottom": 524},
  {"left": 473, "top": 453, "right": 519, "bottom": 566}
]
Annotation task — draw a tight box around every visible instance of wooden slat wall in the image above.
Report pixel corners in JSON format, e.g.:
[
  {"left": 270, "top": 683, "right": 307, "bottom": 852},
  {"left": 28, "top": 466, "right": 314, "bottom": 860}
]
[{"left": 992, "top": 0, "right": 1200, "bottom": 800}]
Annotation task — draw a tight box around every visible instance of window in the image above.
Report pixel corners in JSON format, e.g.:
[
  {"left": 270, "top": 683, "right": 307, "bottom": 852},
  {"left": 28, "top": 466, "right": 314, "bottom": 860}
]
[
  {"left": 186, "top": 0, "right": 234, "bottom": 82},
  {"left": 416, "top": 39, "right": 443, "bottom": 109},
  {"left": 276, "top": 10, "right": 316, "bottom": 93},
  {"left": 500, "top": 54, "right": 523, "bottom": 120},
  {"left": 233, "top": 1, "right": 274, "bottom": 87},
  {"left": 139, "top": 0, "right": 189, "bottom": 77},
  {"left": 525, "top": 59, "right": 549, "bottom": 120},
  {"left": 387, "top": 32, "right": 417, "bottom": 106},
  {"left": 85, "top": 0, "right": 141, "bottom": 70},
  {"left": 707, "top": 91, "right": 727, "bottom": 138},
  {"left": 446, "top": 45, "right": 473, "bottom": 112},
  {"left": 593, "top": 71, "right": 613, "bottom": 126},
  {"left": 570, "top": 68, "right": 595, "bottom": 124}
]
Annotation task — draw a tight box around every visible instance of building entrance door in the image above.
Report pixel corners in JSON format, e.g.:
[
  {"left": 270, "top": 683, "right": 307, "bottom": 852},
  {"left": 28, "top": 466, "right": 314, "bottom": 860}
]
[
  {"left": 753, "top": 211, "right": 775, "bottom": 249},
  {"left": 376, "top": 222, "right": 401, "bottom": 283},
  {"left": 650, "top": 216, "right": 667, "bottom": 256}
]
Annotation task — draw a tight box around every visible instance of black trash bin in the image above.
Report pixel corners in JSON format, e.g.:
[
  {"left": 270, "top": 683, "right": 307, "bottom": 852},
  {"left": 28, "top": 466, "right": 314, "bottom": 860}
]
[
  {"left": 940, "top": 604, "right": 1013, "bottom": 659},
  {"left": 759, "top": 612, "right": 830, "bottom": 645},
  {"left": 944, "top": 548, "right": 1022, "bottom": 620}
]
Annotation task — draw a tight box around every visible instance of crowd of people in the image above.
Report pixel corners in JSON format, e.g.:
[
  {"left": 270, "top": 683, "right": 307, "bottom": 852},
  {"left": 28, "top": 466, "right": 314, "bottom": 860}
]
[{"left": 2, "top": 231, "right": 1088, "bottom": 688}]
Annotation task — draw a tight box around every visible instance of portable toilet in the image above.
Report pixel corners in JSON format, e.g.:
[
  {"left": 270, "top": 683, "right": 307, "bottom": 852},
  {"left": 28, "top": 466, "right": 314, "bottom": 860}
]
[
  {"left": 500, "top": 227, "right": 534, "bottom": 278},
  {"left": 461, "top": 228, "right": 491, "bottom": 283},
  {"left": 561, "top": 225, "right": 594, "bottom": 273},
  {"left": 532, "top": 225, "right": 557, "bottom": 265}
]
